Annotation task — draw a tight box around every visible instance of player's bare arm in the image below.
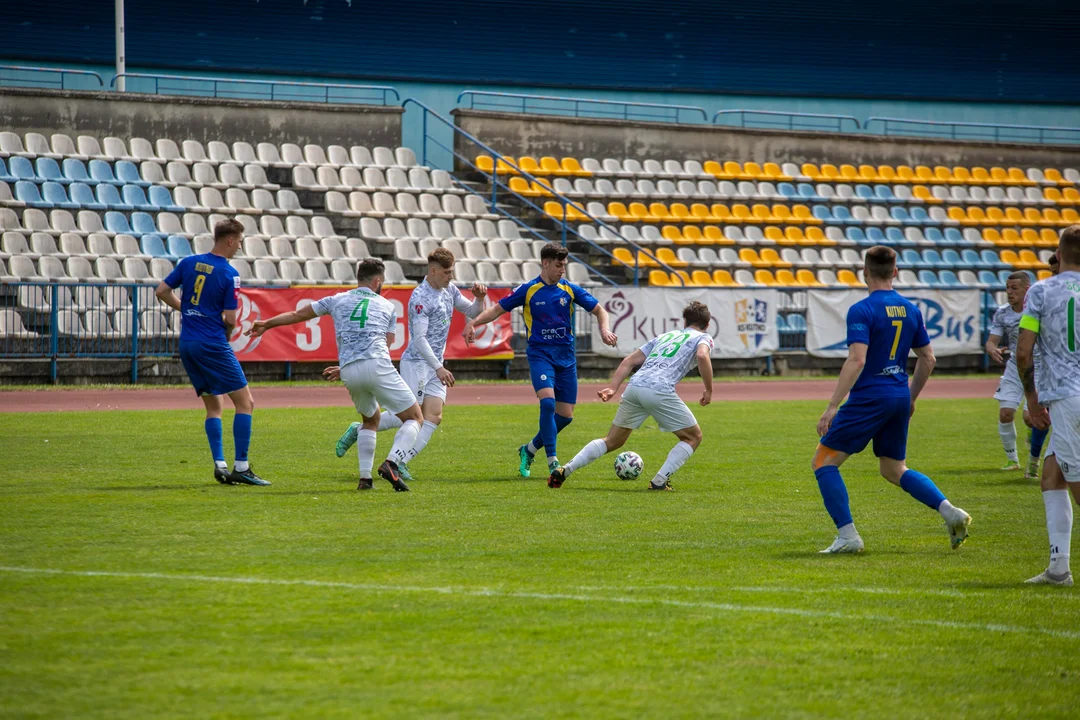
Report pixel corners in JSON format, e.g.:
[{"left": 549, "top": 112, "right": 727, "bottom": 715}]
[
  {"left": 222, "top": 309, "right": 238, "bottom": 339},
  {"left": 463, "top": 304, "right": 506, "bottom": 345},
  {"left": 1017, "top": 327, "right": 1049, "bottom": 429},
  {"left": 322, "top": 365, "right": 341, "bottom": 382},
  {"left": 246, "top": 304, "right": 317, "bottom": 338},
  {"left": 696, "top": 342, "right": 713, "bottom": 406},
  {"left": 598, "top": 349, "right": 646, "bottom": 402},
  {"left": 153, "top": 281, "right": 182, "bottom": 312},
  {"left": 590, "top": 304, "right": 618, "bottom": 347},
  {"left": 908, "top": 343, "right": 936, "bottom": 417},
  {"left": 817, "top": 342, "right": 867, "bottom": 436},
  {"left": 984, "top": 333, "right": 1005, "bottom": 365}
]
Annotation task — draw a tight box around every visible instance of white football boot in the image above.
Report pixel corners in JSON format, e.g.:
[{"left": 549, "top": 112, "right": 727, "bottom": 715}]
[{"left": 819, "top": 535, "right": 865, "bottom": 554}]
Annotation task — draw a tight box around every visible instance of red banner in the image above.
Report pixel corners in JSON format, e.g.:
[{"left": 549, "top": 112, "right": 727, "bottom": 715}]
[{"left": 227, "top": 286, "right": 514, "bottom": 362}]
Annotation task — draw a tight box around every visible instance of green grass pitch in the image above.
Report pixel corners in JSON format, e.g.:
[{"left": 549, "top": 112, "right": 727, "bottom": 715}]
[{"left": 1, "top": 397, "right": 1077, "bottom": 718}]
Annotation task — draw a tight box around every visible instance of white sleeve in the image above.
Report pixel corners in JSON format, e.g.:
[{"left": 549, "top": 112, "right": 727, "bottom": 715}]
[
  {"left": 310, "top": 295, "right": 335, "bottom": 317},
  {"left": 453, "top": 286, "right": 484, "bottom": 319},
  {"left": 408, "top": 304, "right": 442, "bottom": 370}
]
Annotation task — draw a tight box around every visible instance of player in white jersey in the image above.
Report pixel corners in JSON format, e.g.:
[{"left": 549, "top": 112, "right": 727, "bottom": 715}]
[
  {"left": 986, "top": 271, "right": 1048, "bottom": 477},
  {"left": 1017, "top": 228, "right": 1080, "bottom": 586},
  {"left": 248, "top": 258, "right": 422, "bottom": 491},
  {"left": 548, "top": 301, "right": 714, "bottom": 491},
  {"left": 331, "top": 248, "right": 487, "bottom": 480}
]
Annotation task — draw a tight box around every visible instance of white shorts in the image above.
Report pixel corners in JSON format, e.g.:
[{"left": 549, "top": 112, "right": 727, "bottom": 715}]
[
  {"left": 340, "top": 356, "right": 418, "bottom": 418},
  {"left": 1047, "top": 395, "right": 1080, "bottom": 482},
  {"left": 613, "top": 385, "right": 698, "bottom": 433},
  {"left": 994, "top": 365, "right": 1025, "bottom": 410},
  {"left": 399, "top": 357, "right": 447, "bottom": 403}
]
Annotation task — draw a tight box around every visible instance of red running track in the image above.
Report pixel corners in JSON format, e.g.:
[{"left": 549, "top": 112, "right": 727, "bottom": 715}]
[{"left": 0, "top": 378, "right": 999, "bottom": 413}]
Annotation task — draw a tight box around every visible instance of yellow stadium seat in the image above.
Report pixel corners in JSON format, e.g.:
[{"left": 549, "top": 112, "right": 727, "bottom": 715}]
[
  {"left": 763, "top": 162, "right": 792, "bottom": 181},
  {"left": 1022, "top": 208, "right": 1043, "bottom": 227},
  {"left": 724, "top": 161, "right": 748, "bottom": 180},
  {"left": 567, "top": 204, "right": 588, "bottom": 221},
  {"left": 710, "top": 203, "right": 733, "bottom": 223},
  {"left": 637, "top": 249, "right": 660, "bottom": 268},
  {"left": 630, "top": 202, "right": 659, "bottom": 223},
  {"left": 797, "top": 269, "right": 826, "bottom": 287},
  {"left": 760, "top": 247, "right": 790, "bottom": 267},
  {"left": 519, "top": 156, "right": 543, "bottom": 175},
  {"left": 912, "top": 186, "right": 939, "bottom": 204},
  {"left": 704, "top": 160, "right": 731, "bottom": 179},
  {"left": 534, "top": 179, "right": 555, "bottom": 197},
  {"left": 947, "top": 207, "right": 969, "bottom": 225},
  {"left": 1038, "top": 270, "right": 1053, "bottom": 281},
  {"left": 703, "top": 226, "right": 733, "bottom": 245},
  {"left": 692, "top": 270, "right": 716, "bottom": 286},
  {"left": 805, "top": 226, "right": 830, "bottom": 244},
  {"left": 752, "top": 203, "right": 777, "bottom": 223},
  {"left": 969, "top": 167, "right": 991, "bottom": 185},
  {"left": 837, "top": 269, "right": 864, "bottom": 287},
  {"left": 764, "top": 226, "right": 785, "bottom": 244},
  {"left": 648, "top": 270, "right": 671, "bottom": 286},
  {"left": 475, "top": 155, "right": 496, "bottom": 173},
  {"left": 1000, "top": 249, "right": 1022, "bottom": 267},
  {"left": 1018, "top": 229, "right": 1038, "bottom": 247},
  {"left": 672, "top": 270, "right": 697, "bottom": 287},
  {"left": 691, "top": 203, "right": 713, "bottom": 222},
  {"left": 820, "top": 164, "right": 841, "bottom": 181},
  {"left": 682, "top": 226, "right": 706, "bottom": 244},
  {"left": 967, "top": 207, "right": 990, "bottom": 226},
  {"left": 1009, "top": 167, "right": 1035, "bottom": 186},
  {"left": 895, "top": 166, "right": 916, "bottom": 183},
  {"left": 670, "top": 203, "right": 694, "bottom": 223},
  {"left": 985, "top": 207, "right": 1006, "bottom": 225},
  {"left": 540, "top": 156, "right": 571, "bottom": 176},
  {"left": 560, "top": 157, "right": 591, "bottom": 176},
  {"left": 990, "top": 167, "right": 1010, "bottom": 184},
  {"left": 951, "top": 166, "right": 973, "bottom": 184},
  {"left": 772, "top": 204, "right": 794, "bottom": 224},
  {"left": 1045, "top": 208, "right": 1066, "bottom": 226},
  {"left": 784, "top": 227, "right": 806, "bottom": 245},
  {"left": 732, "top": 204, "right": 756, "bottom": 223},
  {"left": 793, "top": 204, "right": 821, "bottom": 225},
  {"left": 656, "top": 247, "right": 686, "bottom": 268},
  {"left": 649, "top": 202, "right": 676, "bottom": 223},
  {"left": 1039, "top": 229, "right": 1060, "bottom": 247},
  {"left": 1045, "top": 187, "right": 1065, "bottom": 205},
  {"left": 613, "top": 247, "right": 636, "bottom": 267},
  {"left": 915, "top": 166, "right": 935, "bottom": 183},
  {"left": 802, "top": 163, "right": 825, "bottom": 181},
  {"left": 839, "top": 164, "right": 860, "bottom": 182},
  {"left": 739, "top": 248, "right": 764, "bottom": 267},
  {"left": 857, "top": 165, "right": 881, "bottom": 182},
  {"left": 545, "top": 200, "right": 584, "bottom": 220},
  {"left": 876, "top": 165, "right": 898, "bottom": 183},
  {"left": 1004, "top": 207, "right": 1025, "bottom": 226},
  {"left": 755, "top": 269, "right": 779, "bottom": 286},
  {"left": 496, "top": 157, "right": 519, "bottom": 175},
  {"left": 1020, "top": 249, "right": 1047, "bottom": 268},
  {"left": 509, "top": 176, "right": 535, "bottom": 196},
  {"left": 743, "top": 161, "right": 766, "bottom": 180},
  {"left": 775, "top": 269, "right": 801, "bottom": 286},
  {"left": 713, "top": 269, "right": 739, "bottom": 286},
  {"left": 983, "top": 228, "right": 1005, "bottom": 245},
  {"left": 544, "top": 201, "right": 566, "bottom": 219},
  {"left": 1063, "top": 208, "right": 1080, "bottom": 224},
  {"left": 1060, "top": 187, "right": 1079, "bottom": 205},
  {"left": 933, "top": 166, "right": 955, "bottom": 184},
  {"left": 1044, "top": 168, "right": 1072, "bottom": 185},
  {"left": 662, "top": 225, "right": 685, "bottom": 244}
]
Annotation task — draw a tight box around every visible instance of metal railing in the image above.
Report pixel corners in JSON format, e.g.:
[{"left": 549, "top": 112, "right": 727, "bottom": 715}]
[
  {"left": 458, "top": 91, "right": 709, "bottom": 124},
  {"left": 404, "top": 98, "right": 687, "bottom": 286},
  {"left": 864, "top": 117, "right": 1080, "bottom": 145},
  {"left": 110, "top": 73, "right": 400, "bottom": 105},
  {"left": 713, "top": 109, "right": 861, "bottom": 133},
  {"left": 0, "top": 64, "right": 105, "bottom": 91}
]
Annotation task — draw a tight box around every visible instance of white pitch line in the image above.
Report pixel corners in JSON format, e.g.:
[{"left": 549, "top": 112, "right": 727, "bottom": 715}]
[{"left": 2, "top": 565, "right": 1078, "bottom": 640}]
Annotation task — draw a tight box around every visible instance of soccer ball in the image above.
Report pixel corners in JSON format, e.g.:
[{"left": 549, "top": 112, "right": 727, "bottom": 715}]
[{"left": 614, "top": 451, "right": 644, "bottom": 480}]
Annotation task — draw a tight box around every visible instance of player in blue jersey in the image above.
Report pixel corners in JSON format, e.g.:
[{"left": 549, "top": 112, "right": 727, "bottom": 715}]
[
  {"left": 154, "top": 218, "right": 267, "bottom": 487},
  {"left": 464, "top": 243, "right": 618, "bottom": 476},
  {"left": 812, "top": 245, "right": 969, "bottom": 553}
]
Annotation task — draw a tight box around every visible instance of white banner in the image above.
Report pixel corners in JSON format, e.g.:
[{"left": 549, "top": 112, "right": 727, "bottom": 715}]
[
  {"left": 806, "top": 289, "right": 981, "bottom": 358},
  {"left": 591, "top": 288, "right": 780, "bottom": 358}
]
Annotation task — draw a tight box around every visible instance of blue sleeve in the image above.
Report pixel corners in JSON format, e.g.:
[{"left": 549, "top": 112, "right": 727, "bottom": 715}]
[
  {"left": 164, "top": 257, "right": 188, "bottom": 289},
  {"left": 846, "top": 302, "right": 871, "bottom": 347},
  {"left": 912, "top": 307, "right": 930, "bottom": 348},
  {"left": 569, "top": 283, "right": 598, "bottom": 312},
  {"left": 223, "top": 267, "right": 239, "bottom": 311},
  {"left": 499, "top": 282, "right": 531, "bottom": 312}
]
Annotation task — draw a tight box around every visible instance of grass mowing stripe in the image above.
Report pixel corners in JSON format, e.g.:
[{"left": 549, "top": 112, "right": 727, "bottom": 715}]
[{"left": 4, "top": 565, "right": 1079, "bottom": 641}]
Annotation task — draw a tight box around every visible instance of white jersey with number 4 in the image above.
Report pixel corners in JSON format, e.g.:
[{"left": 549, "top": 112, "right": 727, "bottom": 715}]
[
  {"left": 311, "top": 287, "right": 397, "bottom": 367},
  {"left": 630, "top": 328, "right": 714, "bottom": 393},
  {"left": 1024, "top": 271, "right": 1080, "bottom": 403}
]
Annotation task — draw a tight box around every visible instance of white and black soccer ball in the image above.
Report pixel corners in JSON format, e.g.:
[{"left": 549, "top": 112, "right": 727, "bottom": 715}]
[{"left": 614, "top": 451, "right": 644, "bottom": 480}]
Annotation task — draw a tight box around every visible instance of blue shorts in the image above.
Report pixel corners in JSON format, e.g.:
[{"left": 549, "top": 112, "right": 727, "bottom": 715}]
[
  {"left": 179, "top": 340, "right": 247, "bottom": 397},
  {"left": 527, "top": 345, "right": 578, "bottom": 404},
  {"left": 820, "top": 394, "right": 910, "bottom": 460}
]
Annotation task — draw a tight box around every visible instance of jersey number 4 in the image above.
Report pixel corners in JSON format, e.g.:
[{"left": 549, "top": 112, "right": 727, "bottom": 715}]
[{"left": 350, "top": 299, "right": 370, "bottom": 328}]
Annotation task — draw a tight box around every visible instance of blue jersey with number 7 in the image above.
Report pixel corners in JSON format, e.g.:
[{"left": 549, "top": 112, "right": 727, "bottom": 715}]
[
  {"left": 846, "top": 290, "right": 930, "bottom": 400},
  {"left": 164, "top": 253, "right": 240, "bottom": 343}
]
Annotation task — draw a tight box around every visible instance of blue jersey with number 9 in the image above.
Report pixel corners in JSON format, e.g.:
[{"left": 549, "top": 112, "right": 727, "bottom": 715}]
[
  {"left": 846, "top": 290, "right": 930, "bottom": 399},
  {"left": 164, "top": 253, "right": 240, "bottom": 343}
]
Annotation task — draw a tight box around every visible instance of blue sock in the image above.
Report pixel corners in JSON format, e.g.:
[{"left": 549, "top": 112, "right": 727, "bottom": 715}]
[
  {"left": 899, "top": 469, "right": 946, "bottom": 511},
  {"left": 538, "top": 397, "right": 558, "bottom": 459},
  {"left": 204, "top": 418, "right": 224, "bottom": 463},
  {"left": 1031, "top": 427, "right": 1049, "bottom": 458},
  {"left": 233, "top": 413, "right": 253, "bottom": 463},
  {"left": 555, "top": 414, "right": 573, "bottom": 433},
  {"left": 814, "top": 465, "right": 853, "bottom": 529}
]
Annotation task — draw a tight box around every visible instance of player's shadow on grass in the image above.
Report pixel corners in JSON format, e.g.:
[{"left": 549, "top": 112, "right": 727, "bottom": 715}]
[
  {"left": 772, "top": 549, "right": 909, "bottom": 559},
  {"left": 562, "top": 486, "right": 645, "bottom": 493},
  {"left": 93, "top": 484, "right": 206, "bottom": 492}
]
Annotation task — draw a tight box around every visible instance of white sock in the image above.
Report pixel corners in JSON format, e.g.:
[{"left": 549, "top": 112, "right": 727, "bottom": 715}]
[
  {"left": 937, "top": 498, "right": 957, "bottom": 519},
  {"left": 389, "top": 419, "right": 421, "bottom": 464},
  {"left": 564, "top": 439, "right": 608, "bottom": 475},
  {"left": 405, "top": 421, "right": 439, "bottom": 462},
  {"left": 527, "top": 439, "right": 540, "bottom": 455},
  {"left": 356, "top": 429, "right": 377, "bottom": 479},
  {"left": 652, "top": 441, "right": 695, "bottom": 485},
  {"left": 234, "top": 460, "right": 250, "bottom": 472},
  {"left": 838, "top": 522, "right": 860, "bottom": 540},
  {"left": 378, "top": 413, "right": 404, "bottom": 432},
  {"left": 215, "top": 460, "right": 228, "bottom": 469},
  {"left": 1043, "top": 489, "right": 1073, "bottom": 576},
  {"left": 999, "top": 421, "right": 1019, "bottom": 462}
]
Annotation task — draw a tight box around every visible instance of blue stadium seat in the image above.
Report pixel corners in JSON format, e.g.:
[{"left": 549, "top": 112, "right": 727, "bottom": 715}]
[
  {"left": 149, "top": 186, "right": 184, "bottom": 213},
  {"left": 167, "top": 234, "right": 193, "bottom": 258},
  {"left": 910, "top": 207, "right": 934, "bottom": 225},
  {"left": 131, "top": 211, "right": 160, "bottom": 237},
  {"left": 997, "top": 269, "right": 1014, "bottom": 285},
  {"left": 42, "top": 181, "right": 78, "bottom": 209},
  {"left": 855, "top": 184, "right": 874, "bottom": 201},
  {"left": 866, "top": 227, "right": 887, "bottom": 245},
  {"left": 961, "top": 249, "right": 985, "bottom": 269},
  {"left": 776, "top": 314, "right": 789, "bottom": 333},
  {"left": 874, "top": 184, "right": 899, "bottom": 203},
  {"left": 890, "top": 207, "right": 914, "bottom": 225},
  {"left": 923, "top": 249, "right": 944, "bottom": 268},
  {"left": 942, "top": 249, "right": 964, "bottom": 268},
  {"left": 62, "top": 158, "right": 95, "bottom": 186},
  {"left": 939, "top": 269, "right": 961, "bottom": 286},
  {"left": 0, "top": 158, "right": 15, "bottom": 183},
  {"left": 96, "top": 183, "right": 134, "bottom": 211},
  {"left": 89, "top": 160, "right": 122, "bottom": 186},
  {"left": 846, "top": 227, "right": 868, "bottom": 245},
  {"left": 104, "top": 211, "right": 135, "bottom": 235},
  {"left": 886, "top": 227, "right": 909, "bottom": 246},
  {"left": 778, "top": 182, "right": 798, "bottom": 200},
  {"left": 140, "top": 234, "right": 174, "bottom": 260},
  {"left": 812, "top": 205, "right": 834, "bottom": 223},
  {"left": 833, "top": 205, "right": 856, "bottom": 224},
  {"left": 900, "top": 249, "right": 922, "bottom": 268},
  {"left": 981, "top": 249, "right": 1004, "bottom": 269},
  {"left": 70, "top": 182, "right": 106, "bottom": 211},
  {"left": 979, "top": 270, "right": 1001, "bottom": 287},
  {"left": 924, "top": 227, "right": 947, "bottom": 246},
  {"left": 14, "top": 180, "right": 50, "bottom": 208},
  {"left": 798, "top": 183, "right": 823, "bottom": 202},
  {"left": 788, "top": 313, "right": 807, "bottom": 332},
  {"left": 943, "top": 228, "right": 964, "bottom": 245},
  {"left": 116, "top": 161, "right": 151, "bottom": 188},
  {"left": 122, "top": 184, "right": 157, "bottom": 211},
  {"left": 918, "top": 270, "right": 940, "bottom": 287},
  {"left": 10, "top": 157, "right": 40, "bottom": 182},
  {"left": 35, "top": 157, "right": 68, "bottom": 185}
]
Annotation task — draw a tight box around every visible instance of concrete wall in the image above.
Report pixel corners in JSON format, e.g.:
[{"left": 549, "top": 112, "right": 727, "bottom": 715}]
[
  {"left": 453, "top": 110, "right": 1080, "bottom": 168},
  {"left": 0, "top": 88, "right": 403, "bottom": 148}
]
